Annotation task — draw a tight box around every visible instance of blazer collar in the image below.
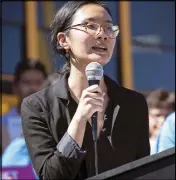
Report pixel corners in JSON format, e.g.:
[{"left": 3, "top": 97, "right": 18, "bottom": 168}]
[
  {"left": 53, "top": 71, "right": 69, "bottom": 100},
  {"left": 53, "top": 71, "right": 121, "bottom": 104},
  {"left": 104, "top": 75, "right": 121, "bottom": 104}
]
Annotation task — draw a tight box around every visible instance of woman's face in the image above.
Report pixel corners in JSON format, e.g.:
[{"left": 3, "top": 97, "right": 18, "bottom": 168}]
[
  {"left": 64, "top": 4, "right": 117, "bottom": 68},
  {"left": 149, "top": 108, "right": 167, "bottom": 137}
]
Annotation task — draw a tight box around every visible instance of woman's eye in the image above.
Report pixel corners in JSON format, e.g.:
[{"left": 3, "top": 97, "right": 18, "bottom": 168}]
[
  {"left": 106, "top": 26, "right": 113, "bottom": 32},
  {"left": 87, "top": 24, "right": 97, "bottom": 30}
]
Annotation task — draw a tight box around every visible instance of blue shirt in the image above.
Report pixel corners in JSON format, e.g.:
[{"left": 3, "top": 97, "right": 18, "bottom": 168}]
[
  {"left": 2, "top": 136, "right": 38, "bottom": 179},
  {"left": 156, "top": 112, "right": 175, "bottom": 153},
  {"left": 2, "top": 136, "right": 30, "bottom": 166},
  {"left": 2, "top": 107, "right": 22, "bottom": 140}
]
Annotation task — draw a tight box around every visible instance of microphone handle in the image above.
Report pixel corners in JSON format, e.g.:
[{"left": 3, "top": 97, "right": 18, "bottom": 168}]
[
  {"left": 91, "top": 112, "right": 98, "bottom": 141},
  {"left": 88, "top": 79, "right": 100, "bottom": 141},
  {"left": 88, "top": 79, "right": 100, "bottom": 175},
  {"left": 88, "top": 79, "right": 100, "bottom": 86}
]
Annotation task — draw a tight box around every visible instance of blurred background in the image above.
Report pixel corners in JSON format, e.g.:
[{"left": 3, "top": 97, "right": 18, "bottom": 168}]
[
  {"left": 1, "top": 1, "right": 175, "bottom": 114},
  {"left": 1, "top": 1, "right": 175, "bottom": 178}
]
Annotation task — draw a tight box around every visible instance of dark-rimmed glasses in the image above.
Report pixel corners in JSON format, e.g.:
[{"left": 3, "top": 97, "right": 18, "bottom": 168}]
[{"left": 64, "top": 22, "right": 119, "bottom": 39}]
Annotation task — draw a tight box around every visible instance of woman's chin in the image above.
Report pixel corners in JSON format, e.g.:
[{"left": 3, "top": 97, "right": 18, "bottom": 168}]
[{"left": 88, "top": 55, "right": 110, "bottom": 65}]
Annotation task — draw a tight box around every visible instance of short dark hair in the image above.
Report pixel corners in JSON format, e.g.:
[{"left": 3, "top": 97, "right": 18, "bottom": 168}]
[
  {"left": 50, "top": 1, "right": 111, "bottom": 72},
  {"left": 147, "top": 89, "right": 175, "bottom": 111},
  {"left": 14, "top": 59, "right": 48, "bottom": 83}
]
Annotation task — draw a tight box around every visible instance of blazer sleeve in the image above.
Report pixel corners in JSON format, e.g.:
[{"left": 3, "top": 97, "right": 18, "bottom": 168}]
[
  {"left": 135, "top": 93, "right": 150, "bottom": 159},
  {"left": 21, "top": 96, "right": 86, "bottom": 180}
]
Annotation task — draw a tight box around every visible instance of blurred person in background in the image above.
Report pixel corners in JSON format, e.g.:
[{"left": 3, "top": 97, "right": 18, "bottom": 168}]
[
  {"left": 2, "top": 72, "right": 60, "bottom": 179},
  {"left": 21, "top": 1, "right": 150, "bottom": 179},
  {"left": 146, "top": 89, "right": 175, "bottom": 154},
  {"left": 155, "top": 112, "right": 175, "bottom": 153},
  {"left": 1, "top": 60, "right": 47, "bottom": 153}
]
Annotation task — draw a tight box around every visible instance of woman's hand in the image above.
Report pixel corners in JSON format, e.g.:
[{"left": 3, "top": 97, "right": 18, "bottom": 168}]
[{"left": 74, "top": 84, "right": 105, "bottom": 122}]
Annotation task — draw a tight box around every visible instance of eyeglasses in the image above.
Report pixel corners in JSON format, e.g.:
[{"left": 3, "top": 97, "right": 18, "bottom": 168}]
[{"left": 65, "top": 22, "right": 119, "bottom": 39}]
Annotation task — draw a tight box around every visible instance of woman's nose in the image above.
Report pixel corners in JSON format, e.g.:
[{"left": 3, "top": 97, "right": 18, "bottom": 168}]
[{"left": 96, "top": 27, "right": 108, "bottom": 40}]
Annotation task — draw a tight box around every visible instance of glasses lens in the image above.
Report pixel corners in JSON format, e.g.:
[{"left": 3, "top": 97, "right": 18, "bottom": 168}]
[
  {"left": 85, "top": 22, "right": 119, "bottom": 38},
  {"left": 86, "top": 23, "right": 99, "bottom": 35},
  {"left": 105, "top": 25, "right": 119, "bottom": 38}
]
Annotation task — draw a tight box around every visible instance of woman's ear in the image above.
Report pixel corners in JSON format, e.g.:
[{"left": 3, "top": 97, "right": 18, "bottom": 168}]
[{"left": 57, "top": 32, "right": 70, "bottom": 50}]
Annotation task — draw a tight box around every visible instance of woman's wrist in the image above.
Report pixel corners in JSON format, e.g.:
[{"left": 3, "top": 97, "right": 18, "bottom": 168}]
[
  {"left": 72, "top": 114, "right": 87, "bottom": 127},
  {"left": 67, "top": 115, "right": 87, "bottom": 148}
]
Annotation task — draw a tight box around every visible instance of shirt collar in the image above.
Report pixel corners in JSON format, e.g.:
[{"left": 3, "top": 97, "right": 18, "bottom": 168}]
[{"left": 53, "top": 71, "right": 120, "bottom": 103}]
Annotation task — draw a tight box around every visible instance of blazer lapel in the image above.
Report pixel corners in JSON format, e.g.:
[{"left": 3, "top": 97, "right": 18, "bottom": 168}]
[
  {"left": 111, "top": 104, "right": 120, "bottom": 135},
  {"left": 107, "top": 103, "right": 120, "bottom": 148}
]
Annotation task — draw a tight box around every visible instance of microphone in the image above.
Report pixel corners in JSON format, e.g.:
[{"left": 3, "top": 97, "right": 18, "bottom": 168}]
[{"left": 85, "top": 62, "right": 104, "bottom": 141}]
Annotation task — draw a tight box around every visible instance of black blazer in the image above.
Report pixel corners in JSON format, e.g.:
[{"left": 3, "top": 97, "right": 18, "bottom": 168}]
[{"left": 21, "top": 72, "right": 150, "bottom": 180}]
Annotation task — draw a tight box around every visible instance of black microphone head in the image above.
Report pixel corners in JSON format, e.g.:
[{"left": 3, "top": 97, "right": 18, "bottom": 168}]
[{"left": 85, "top": 62, "right": 103, "bottom": 81}]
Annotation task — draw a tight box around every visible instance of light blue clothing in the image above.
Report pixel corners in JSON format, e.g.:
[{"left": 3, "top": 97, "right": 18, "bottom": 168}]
[
  {"left": 156, "top": 112, "right": 175, "bottom": 153},
  {"left": 2, "top": 136, "right": 38, "bottom": 179},
  {"left": 2, "top": 136, "right": 30, "bottom": 166},
  {"left": 2, "top": 107, "right": 22, "bottom": 140},
  {"left": 150, "top": 138, "right": 157, "bottom": 155}
]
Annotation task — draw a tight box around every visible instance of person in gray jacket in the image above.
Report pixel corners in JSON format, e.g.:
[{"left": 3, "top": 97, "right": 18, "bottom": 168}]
[{"left": 21, "top": 1, "right": 150, "bottom": 179}]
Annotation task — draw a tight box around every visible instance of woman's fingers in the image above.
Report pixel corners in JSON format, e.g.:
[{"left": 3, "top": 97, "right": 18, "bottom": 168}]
[{"left": 86, "top": 85, "right": 103, "bottom": 94}]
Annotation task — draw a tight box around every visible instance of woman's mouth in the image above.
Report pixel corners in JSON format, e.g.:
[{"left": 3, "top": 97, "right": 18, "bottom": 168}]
[{"left": 92, "top": 46, "right": 108, "bottom": 53}]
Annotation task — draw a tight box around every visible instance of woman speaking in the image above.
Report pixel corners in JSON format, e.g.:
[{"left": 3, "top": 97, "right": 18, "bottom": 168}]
[{"left": 21, "top": 1, "right": 150, "bottom": 179}]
